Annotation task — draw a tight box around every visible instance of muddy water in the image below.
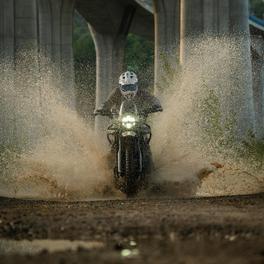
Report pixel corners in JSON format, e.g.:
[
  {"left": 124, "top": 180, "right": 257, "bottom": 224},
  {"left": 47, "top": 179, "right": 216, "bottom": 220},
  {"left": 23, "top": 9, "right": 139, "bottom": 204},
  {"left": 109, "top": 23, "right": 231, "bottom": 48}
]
[
  {"left": 0, "top": 239, "right": 104, "bottom": 255},
  {"left": 0, "top": 54, "right": 114, "bottom": 200},
  {"left": 0, "top": 194, "right": 263, "bottom": 263},
  {"left": 0, "top": 239, "right": 141, "bottom": 259},
  {"left": 0, "top": 238, "right": 263, "bottom": 263},
  {"left": 151, "top": 36, "right": 264, "bottom": 197},
  {"left": 0, "top": 37, "right": 263, "bottom": 200}
]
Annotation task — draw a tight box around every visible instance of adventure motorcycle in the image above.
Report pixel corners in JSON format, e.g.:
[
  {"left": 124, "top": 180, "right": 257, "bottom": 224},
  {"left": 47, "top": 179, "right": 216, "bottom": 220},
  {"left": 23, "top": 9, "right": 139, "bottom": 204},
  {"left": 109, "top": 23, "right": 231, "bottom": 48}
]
[{"left": 95, "top": 99, "right": 161, "bottom": 196}]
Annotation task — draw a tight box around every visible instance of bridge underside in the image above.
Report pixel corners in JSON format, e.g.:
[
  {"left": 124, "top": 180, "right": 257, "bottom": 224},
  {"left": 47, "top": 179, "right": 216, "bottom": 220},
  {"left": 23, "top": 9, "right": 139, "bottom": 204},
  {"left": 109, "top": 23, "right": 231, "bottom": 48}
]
[
  {"left": 76, "top": 0, "right": 154, "bottom": 40},
  {"left": 75, "top": 0, "right": 154, "bottom": 133},
  {"left": 0, "top": 0, "right": 263, "bottom": 143}
]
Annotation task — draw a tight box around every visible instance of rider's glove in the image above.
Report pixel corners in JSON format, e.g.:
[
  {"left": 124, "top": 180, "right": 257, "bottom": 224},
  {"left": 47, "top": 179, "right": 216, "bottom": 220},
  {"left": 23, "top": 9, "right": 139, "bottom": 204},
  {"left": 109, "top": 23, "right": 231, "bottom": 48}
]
[
  {"left": 154, "top": 106, "right": 163, "bottom": 112},
  {"left": 94, "top": 107, "right": 111, "bottom": 116},
  {"left": 145, "top": 105, "right": 163, "bottom": 114}
]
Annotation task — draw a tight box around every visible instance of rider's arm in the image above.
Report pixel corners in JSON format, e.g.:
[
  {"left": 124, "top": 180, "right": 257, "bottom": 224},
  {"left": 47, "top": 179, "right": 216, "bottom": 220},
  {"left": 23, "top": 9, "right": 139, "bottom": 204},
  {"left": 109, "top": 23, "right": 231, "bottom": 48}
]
[
  {"left": 140, "top": 90, "right": 163, "bottom": 113},
  {"left": 100, "top": 88, "right": 121, "bottom": 111}
]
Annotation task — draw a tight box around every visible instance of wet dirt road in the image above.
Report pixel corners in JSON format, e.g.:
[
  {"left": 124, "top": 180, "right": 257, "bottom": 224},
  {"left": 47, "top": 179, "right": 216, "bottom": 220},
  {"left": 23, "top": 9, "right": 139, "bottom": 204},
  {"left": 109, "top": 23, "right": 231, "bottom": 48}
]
[{"left": 0, "top": 193, "right": 263, "bottom": 263}]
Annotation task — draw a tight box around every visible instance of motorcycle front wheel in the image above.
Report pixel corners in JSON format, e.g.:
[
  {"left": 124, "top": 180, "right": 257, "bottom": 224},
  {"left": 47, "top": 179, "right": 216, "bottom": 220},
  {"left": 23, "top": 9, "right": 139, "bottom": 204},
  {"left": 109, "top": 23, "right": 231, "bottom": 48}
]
[{"left": 115, "top": 136, "right": 144, "bottom": 197}]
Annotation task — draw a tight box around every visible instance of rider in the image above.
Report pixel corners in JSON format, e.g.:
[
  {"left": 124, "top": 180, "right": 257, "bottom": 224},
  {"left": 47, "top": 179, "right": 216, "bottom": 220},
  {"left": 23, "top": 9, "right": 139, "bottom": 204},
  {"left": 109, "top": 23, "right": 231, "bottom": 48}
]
[
  {"left": 95, "top": 71, "right": 163, "bottom": 173},
  {"left": 95, "top": 71, "right": 162, "bottom": 116}
]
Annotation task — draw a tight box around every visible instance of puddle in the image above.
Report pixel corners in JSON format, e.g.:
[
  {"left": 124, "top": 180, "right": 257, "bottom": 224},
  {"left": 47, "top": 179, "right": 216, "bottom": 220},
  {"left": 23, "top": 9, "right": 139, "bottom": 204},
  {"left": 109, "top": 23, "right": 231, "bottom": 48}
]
[
  {"left": 0, "top": 239, "right": 104, "bottom": 255},
  {"left": 117, "top": 240, "right": 140, "bottom": 258},
  {"left": 121, "top": 248, "right": 140, "bottom": 258}
]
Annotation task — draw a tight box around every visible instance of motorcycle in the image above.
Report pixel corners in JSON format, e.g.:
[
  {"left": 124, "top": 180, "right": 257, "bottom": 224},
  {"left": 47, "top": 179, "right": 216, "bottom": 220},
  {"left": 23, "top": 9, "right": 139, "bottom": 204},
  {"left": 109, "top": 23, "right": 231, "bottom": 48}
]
[{"left": 95, "top": 99, "right": 161, "bottom": 196}]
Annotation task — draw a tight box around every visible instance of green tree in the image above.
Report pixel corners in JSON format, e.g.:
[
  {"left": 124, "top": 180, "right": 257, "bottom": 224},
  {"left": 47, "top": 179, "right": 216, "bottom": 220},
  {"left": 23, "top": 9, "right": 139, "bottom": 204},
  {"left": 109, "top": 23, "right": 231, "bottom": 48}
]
[
  {"left": 124, "top": 34, "right": 154, "bottom": 90},
  {"left": 250, "top": 0, "right": 264, "bottom": 18},
  {"left": 73, "top": 12, "right": 155, "bottom": 118}
]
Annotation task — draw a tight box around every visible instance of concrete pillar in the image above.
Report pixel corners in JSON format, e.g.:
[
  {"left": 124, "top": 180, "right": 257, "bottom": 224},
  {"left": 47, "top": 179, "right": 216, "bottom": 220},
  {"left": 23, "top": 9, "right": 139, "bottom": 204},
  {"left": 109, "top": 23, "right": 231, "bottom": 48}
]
[
  {"left": 180, "top": 0, "right": 230, "bottom": 63},
  {"left": 180, "top": 0, "right": 251, "bottom": 62},
  {"left": 14, "top": 0, "right": 38, "bottom": 51},
  {"left": 87, "top": 5, "right": 136, "bottom": 136},
  {"left": 153, "top": 0, "right": 180, "bottom": 96},
  {"left": 228, "top": 0, "right": 255, "bottom": 137},
  {"left": 0, "top": 0, "right": 75, "bottom": 149},
  {"left": 0, "top": 0, "right": 39, "bottom": 148},
  {"left": 38, "top": 0, "right": 75, "bottom": 106},
  {"left": 0, "top": 0, "right": 38, "bottom": 54},
  {"left": 14, "top": 0, "right": 39, "bottom": 147},
  {"left": 89, "top": 29, "right": 125, "bottom": 111},
  {"left": 0, "top": 0, "right": 15, "bottom": 58},
  {"left": 180, "top": 0, "right": 203, "bottom": 63},
  {"left": 0, "top": 0, "right": 16, "bottom": 147},
  {"left": 89, "top": 27, "right": 126, "bottom": 136},
  {"left": 180, "top": 0, "right": 255, "bottom": 139},
  {"left": 251, "top": 36, "right": 264, "bottom": 139}
]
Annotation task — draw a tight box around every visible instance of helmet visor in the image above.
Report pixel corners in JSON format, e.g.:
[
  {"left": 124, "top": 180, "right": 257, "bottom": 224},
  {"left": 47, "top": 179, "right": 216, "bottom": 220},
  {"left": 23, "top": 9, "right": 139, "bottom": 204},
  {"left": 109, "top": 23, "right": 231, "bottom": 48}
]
[{"left": 120, "top": 84, "right": 138, "bottom": 92}]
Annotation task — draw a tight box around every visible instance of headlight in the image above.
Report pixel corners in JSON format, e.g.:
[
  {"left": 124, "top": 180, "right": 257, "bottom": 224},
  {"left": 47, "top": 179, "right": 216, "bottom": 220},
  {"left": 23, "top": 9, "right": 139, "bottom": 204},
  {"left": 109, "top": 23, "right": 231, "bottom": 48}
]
[{"left": 122, "top": 115, "right": 136, "bottom": 129}]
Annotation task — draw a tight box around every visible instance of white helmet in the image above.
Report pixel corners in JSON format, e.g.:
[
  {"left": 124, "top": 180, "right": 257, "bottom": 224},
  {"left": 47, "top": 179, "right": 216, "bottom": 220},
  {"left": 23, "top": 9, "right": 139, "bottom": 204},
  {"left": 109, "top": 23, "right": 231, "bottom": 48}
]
[{"left": 119, "top": 71, "right": 138, "bottom": 100}]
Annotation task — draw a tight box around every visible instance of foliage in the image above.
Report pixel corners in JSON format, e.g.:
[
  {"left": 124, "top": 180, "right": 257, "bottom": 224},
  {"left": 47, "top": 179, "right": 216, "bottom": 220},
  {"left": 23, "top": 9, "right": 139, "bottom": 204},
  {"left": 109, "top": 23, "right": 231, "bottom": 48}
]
[
  {"left": 155, "top": 51, "right": 181, "bottom": 94},
  {"left": 241, "top": 136, "right": 264, "bottom": 169},
  {"left": 73, "top": 12, "right": 154, "bottom": 73},
  {"left": 125, "top": 33, "right": 154, "bottom": 90},
  {"left": 73, "top": 12, "right": 96, "bottom": 64},
  {"left": 73, "top": 12, "right": 154, "bottom": 117},
  {"left": 199, "top": 87, "right": 236, "bottom": 152},
  {"left": 0, "top": 145, "right": 20, "bottom": 188},
  {"left": 250, "top": 0, "right": 264, "bottom": 18},
  {"left": 199, "top": 86, "right": 264, "bottom": 170},
  {"left": 124, "top": 33, "right": 153, "bottom": 73}
]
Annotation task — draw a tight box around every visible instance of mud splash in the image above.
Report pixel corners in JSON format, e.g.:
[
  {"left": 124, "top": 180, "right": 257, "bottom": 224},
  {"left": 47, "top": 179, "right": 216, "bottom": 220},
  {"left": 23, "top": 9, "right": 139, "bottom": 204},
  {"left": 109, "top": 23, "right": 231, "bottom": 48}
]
[
  {"left": 0, "top": 36, "right": 263, "bottom": 200},
  {"left": 152, "top": 36, "right": 264, "bottom": 196},
  {"left": 0, "top": 53, "right": 115, "bottom": 200}
]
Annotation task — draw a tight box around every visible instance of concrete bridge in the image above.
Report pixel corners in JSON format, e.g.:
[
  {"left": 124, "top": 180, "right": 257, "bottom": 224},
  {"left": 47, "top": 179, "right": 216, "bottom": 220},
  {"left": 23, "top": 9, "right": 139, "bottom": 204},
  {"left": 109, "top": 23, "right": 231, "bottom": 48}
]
[
  {"left": 250, "top": 15, "right": 264, "bottom": 138},
  {"left": 0, "top": 0, "right": 263, "bottom": 142}
]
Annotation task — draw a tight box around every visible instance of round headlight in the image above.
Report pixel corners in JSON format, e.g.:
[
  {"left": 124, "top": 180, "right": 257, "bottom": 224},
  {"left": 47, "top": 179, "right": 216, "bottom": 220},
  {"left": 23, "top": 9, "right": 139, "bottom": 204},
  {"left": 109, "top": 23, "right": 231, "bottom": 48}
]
[{"left": 122, "top": 115, "right": 136, "bottom": 129}]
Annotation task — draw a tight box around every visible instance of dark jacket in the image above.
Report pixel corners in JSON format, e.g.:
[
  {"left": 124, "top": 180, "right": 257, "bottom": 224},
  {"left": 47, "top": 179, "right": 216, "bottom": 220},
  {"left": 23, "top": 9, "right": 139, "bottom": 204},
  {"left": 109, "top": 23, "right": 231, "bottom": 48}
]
[{"left": 101, "top": 88, "right": 162, "bottom": 114}]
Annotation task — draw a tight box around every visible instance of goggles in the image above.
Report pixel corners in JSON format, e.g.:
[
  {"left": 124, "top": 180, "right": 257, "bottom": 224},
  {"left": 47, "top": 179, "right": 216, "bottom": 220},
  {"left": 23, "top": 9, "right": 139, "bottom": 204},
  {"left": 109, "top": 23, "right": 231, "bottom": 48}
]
[{"left": 120, "top": 84, "right": 138, "bottom": 92}]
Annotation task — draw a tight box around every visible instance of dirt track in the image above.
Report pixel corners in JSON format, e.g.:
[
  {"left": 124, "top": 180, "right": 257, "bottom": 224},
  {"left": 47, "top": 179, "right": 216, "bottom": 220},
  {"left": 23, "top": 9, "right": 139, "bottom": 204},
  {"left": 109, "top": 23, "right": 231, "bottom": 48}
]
[{"left": 0, "top": 193, "right": 263, "bottom": 263}]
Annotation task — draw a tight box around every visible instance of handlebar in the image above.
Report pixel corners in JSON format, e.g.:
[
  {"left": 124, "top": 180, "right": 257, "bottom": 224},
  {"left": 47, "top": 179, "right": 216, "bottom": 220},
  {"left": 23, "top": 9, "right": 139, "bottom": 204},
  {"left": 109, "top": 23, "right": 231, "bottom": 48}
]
[
  {"left": 143, "top": 106, "right": 163, "bottom": 114},
  {"left": 94, "top": 109, "right": 113, "bottom": 117},
  {"left": 94, "top": 106, "right": 162, "bottom": 117}
]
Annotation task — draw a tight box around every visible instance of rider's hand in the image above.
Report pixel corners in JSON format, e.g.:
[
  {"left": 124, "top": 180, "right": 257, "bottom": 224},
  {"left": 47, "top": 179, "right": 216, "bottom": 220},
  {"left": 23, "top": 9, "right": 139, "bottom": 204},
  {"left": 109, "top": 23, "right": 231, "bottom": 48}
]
[
  {"left": 94, "top": 108, "right": 111, "bottom": 116},
  {"left": 94, "top": 109, "right": 99, "bottom": 116},
  {"left": 143, "top": 105, "right": 163, "bottom": 115},
  {"left": 94, "top": 108, "right": 103, "bottom": 116},
  {"left": 155, "top": 106, "right": 163, "bottom": 112}
]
